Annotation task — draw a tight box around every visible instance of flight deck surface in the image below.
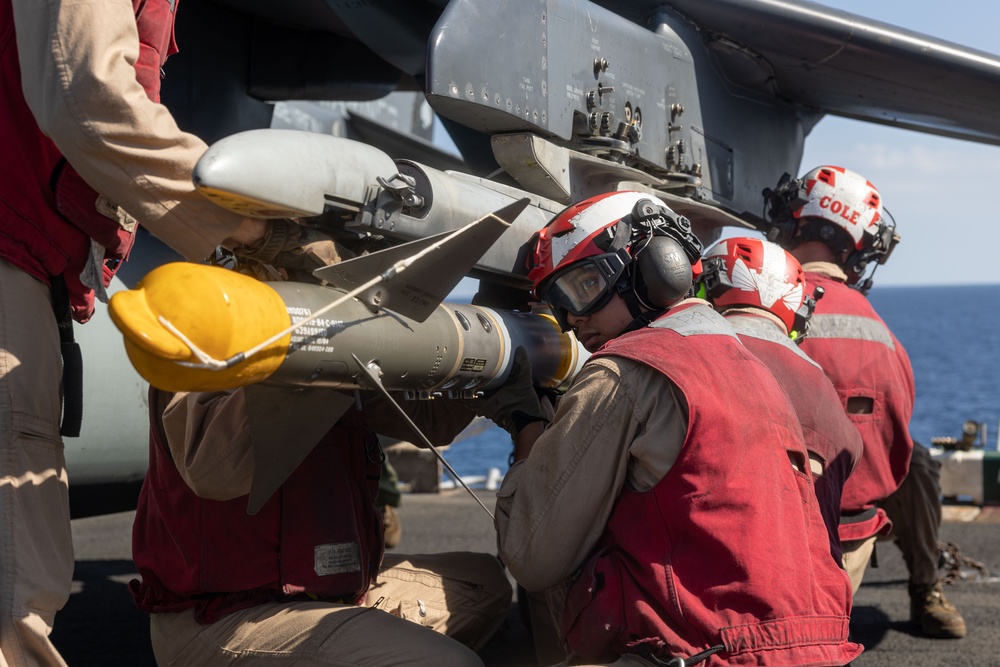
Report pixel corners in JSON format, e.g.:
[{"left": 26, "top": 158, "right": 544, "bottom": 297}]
[{"left": 54, "top": 493, "right": 1000, "bottom": 666}]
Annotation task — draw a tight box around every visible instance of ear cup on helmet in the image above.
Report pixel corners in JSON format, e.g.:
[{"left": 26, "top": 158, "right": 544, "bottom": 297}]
[
  {"left": 634, "top": 236, "right": 693, "bottom": 308},
  {"left": 761, "top": 173, "right": 808, "bottom": 247}
]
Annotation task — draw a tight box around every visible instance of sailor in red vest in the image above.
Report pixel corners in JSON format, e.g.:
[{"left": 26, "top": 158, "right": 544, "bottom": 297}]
[
  {"left": 1, "top": 2, "right": 344, "bottom": 664},
  {"left": 468, "top": 191, "right": 860, "bottom": 665},
  {"left": 130, "top": 385, "right": 511, "bottom": 666},
  {"left": 758, "top": 165, "right": 966, "bottom": 638},
  {"left": 698, "top": 236, "right": 863, "bottom": 563}
]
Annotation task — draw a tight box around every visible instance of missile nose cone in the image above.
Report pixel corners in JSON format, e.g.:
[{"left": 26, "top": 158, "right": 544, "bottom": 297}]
[
  {"left": 109, "top": 287, "right": 191, "bottom": 360},
  {"left": 108, "top": 263, "right": 293, "bottom": 392}
]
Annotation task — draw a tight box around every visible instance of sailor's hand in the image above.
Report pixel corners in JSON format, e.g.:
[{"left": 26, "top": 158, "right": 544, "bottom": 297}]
[
  {"left": 459, "top": 347, "right": 549, "bottom": 438},
  {"left": 233, "top": 219, "right": 351, "bottom": 280},
  {"left": 536, "top": 388, "right": 558, "bottom": 422}
]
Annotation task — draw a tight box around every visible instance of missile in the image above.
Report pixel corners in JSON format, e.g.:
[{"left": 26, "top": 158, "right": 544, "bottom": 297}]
[
  {"left": 192, "top": 129, "right": 399, "bottom": 219},
  {"left": 109, "top": 261, "right": 585, "bottom": 395}
]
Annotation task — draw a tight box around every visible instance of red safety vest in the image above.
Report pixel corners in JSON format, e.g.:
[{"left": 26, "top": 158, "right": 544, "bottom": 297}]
[
  {"left": 130, "top": 390, "right": 385, "bottom": 624},
  {"left": 0, "top": 0, "right": 177, "bottom": 322},
  {"left": 560, "top": 304, "right": 860, "bottom": 666},
  {"left": 726, "top": 312, "right": 864, "bottom": 563},
  {"left": 799, "top": 273, "right": 914, "bottom": 543}
]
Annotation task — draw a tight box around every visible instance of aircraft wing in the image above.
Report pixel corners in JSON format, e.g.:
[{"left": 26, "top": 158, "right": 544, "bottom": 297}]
[
  {"left": 184, "top": 0, "right": 1000, "bottom": 148},
  {"left": 160, "top": 0, "right": 1000, "bottom": 229},
  {"left": 606, "top": 0, "right": 1000, "bottom": 145}
]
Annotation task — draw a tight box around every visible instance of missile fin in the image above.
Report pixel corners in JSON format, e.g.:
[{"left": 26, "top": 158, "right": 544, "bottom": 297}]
[
  {"left": 245, "top": 385, "right": 354, "bottom": 515},
  {"left": 314, "top": 198, "right": 530, "bottom": 322}
]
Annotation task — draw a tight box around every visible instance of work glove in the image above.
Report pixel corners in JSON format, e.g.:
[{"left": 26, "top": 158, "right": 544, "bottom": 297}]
[
  {"left": 460, "top": 347, "right": 550, "bottom": 438},
  {"left": 233, "top": 218, "right": 352, "bottom": 282}
]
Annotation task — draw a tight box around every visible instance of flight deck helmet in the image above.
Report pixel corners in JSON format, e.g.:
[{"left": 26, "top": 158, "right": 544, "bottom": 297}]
[
  {"left": 527, "top": 191, "right": 702, "bottom": 332},
  {"left": 699, "top": 237, "right": 818, "bottom": 338},
  {"left": 760, "top": 165, "right": 899, "bottom": 291}
]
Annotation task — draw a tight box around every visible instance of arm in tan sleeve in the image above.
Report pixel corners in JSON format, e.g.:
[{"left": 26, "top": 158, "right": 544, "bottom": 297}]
[
  {"left": 11, "top": 0, "right": 251, "bottom": 260},
  {"left": 160, "top": 389, "right": 256, "bottom": 500},
  {"left": 494, "top": 358, "right": 638, "bottom": 591},
  {"left": 495, "top": 357, "right": 687, "bottom": 592},
  {"left": 362, "top": 392, "right": 476, "bottom": 447}
]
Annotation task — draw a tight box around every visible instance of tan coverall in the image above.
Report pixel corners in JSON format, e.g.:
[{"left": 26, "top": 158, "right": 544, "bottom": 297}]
[
  {"left": 144, "top": 388, "right": 512, "bottom": 667},
  {"left": 3, "top": 1, "right": 249, "bottom": 665}
]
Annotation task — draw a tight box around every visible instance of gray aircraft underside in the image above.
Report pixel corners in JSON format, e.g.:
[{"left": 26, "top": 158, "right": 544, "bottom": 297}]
[{"left": 66, "top": 0, "right": 1000, "bottom": 517}]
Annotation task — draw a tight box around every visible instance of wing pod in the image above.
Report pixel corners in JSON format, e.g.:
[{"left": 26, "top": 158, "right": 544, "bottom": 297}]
[{"left": 193, "top": 130, "right": 398, "bottom": 218}]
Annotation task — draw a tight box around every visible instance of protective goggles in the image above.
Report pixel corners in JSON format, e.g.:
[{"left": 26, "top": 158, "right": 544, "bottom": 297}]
[{"left": 538, "top": 251, "right": 629, "bottom": 330}]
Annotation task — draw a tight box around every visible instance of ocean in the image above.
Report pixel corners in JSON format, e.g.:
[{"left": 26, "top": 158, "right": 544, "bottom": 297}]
[{"left": 444, "top": 283, "right": 1000, "bottom": 479}]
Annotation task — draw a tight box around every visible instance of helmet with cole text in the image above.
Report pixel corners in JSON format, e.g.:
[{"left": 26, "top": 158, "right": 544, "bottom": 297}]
[
  {"left": 760, "top": 165, "right": 899, "bottom": 291},
  {"left": 698, "top": 237, "right": 818, "bottom": 338},
  {"left": 527, "top": 191, "right": 702, "bottom": 331}
]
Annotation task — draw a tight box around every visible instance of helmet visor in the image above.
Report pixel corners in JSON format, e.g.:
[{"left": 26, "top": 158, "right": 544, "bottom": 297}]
[{"left": 538, "top": 253, "right": 628, "bottom": 324}]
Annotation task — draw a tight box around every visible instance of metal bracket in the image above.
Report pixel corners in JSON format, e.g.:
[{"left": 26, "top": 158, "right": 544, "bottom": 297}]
[{"left": 376, "top": 173, "right": 425, "bottom": 209}]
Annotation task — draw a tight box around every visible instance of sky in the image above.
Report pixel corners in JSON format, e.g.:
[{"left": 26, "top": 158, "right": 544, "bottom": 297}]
[{"left": 443, "top": 0, "right": 999, "bottom": 293}]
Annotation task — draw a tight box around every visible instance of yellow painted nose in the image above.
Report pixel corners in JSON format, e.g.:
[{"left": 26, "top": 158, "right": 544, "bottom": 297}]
[{"left": 108, "top": 263, "right": 291, "bottom": 392}]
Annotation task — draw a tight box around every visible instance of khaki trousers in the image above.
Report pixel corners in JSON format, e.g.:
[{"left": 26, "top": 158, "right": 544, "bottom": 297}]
[
  {"left": 841, "top": 444, "right": 943, "bottom": 596},
  {"left": 841, "top": 535, "right": 878, "bottom": 596},
  {"left": 0, "top": 259, "right": 72, "bottom": 667},
  {"left": 149, "top": 551, "right": 512, "bottom": 667}
]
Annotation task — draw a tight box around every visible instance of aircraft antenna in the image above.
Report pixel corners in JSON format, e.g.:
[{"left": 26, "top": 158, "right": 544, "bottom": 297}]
[{"left": 351, "top": 353, "right": 496, "bottom": 522}]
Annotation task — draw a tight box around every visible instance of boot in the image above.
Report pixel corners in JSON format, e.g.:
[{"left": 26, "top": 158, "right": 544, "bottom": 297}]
[{"left": 908, "top": 580, "right": 966, "bottom": 639}]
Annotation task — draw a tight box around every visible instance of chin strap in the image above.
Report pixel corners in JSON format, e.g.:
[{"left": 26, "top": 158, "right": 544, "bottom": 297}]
[{"left": 616, "top": 277, "right": 666, "bottom": 333}]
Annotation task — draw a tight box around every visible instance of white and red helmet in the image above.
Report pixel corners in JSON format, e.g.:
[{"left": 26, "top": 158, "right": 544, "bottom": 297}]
[
  {"left": 528, "top": 191, "right": 647, "bottom": 292},
  {"left": 792, "top": 166, "right": 883, "bottom": 251},
  {"left": 527, "top": 191, "right": 701, "bottom": 330},
  {"left": 761, "top": 165, "right": 899, "bottom": 291},
  {"left": 700, "top": 237, "right": 810, "bottom": 334}
]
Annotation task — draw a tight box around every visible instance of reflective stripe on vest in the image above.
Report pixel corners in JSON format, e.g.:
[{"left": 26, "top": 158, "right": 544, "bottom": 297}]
[
  {"left": 729, "top": 315, "right": 822, "bottom": 369},
  {"left": 807, "top": 313, "right": 895, "bottom": 350},
  {"left": 649, "top": 303, "right": 739, "bottom": 338}
]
